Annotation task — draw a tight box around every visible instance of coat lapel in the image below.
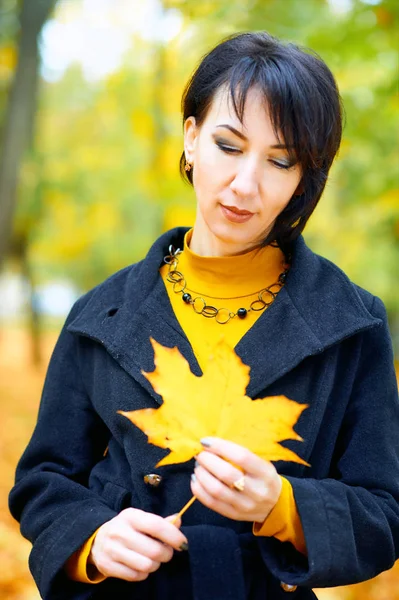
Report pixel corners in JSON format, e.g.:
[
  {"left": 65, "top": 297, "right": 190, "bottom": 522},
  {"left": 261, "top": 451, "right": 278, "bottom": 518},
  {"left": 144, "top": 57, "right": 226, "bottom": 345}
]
[
  {"left": 67, "top": 229, "right": 381, "bottom": 403},
  {"left": 236, "top": 236, "right": 381, "bottom": 398},
  {"left": 67, "top": 228, "right": 201, "bottom": 405},
  {"left": 235, "top": 287, "right": 321, "bottom": 398},
  {"left": 112, "top": 277, "right": 203, "bottom": 403}
]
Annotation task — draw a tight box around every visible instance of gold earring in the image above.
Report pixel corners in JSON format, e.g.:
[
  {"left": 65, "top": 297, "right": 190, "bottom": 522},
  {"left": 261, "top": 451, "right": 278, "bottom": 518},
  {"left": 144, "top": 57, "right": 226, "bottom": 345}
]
[{"left": 184, "top": 160, "right": 192, "bottom": 172}]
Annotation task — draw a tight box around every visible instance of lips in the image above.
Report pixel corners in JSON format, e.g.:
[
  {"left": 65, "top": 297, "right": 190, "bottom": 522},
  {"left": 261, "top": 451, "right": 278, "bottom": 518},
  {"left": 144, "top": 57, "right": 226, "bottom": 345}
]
[
  {"left": 220, "top": 204, "right": 254, "bottom": 224},
  {"left": 222, "top": 205, "right": 253, "bottom": 216}
]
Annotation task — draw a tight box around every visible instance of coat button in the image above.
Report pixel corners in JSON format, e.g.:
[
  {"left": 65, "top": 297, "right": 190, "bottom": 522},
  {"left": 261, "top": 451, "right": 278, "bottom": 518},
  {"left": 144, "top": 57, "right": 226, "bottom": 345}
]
[
  {"left": 144, "top": 473, "right": 163, "bottom": 487},
  {"left": 280, "top": 582, "right": 298, "bottom": 592}
]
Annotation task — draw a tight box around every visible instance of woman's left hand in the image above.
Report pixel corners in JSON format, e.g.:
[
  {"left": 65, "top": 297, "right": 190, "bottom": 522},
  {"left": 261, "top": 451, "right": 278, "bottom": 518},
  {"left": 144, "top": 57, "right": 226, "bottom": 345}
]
[{"left": 190, "top": 437, "right": 282, "bottom": 524}]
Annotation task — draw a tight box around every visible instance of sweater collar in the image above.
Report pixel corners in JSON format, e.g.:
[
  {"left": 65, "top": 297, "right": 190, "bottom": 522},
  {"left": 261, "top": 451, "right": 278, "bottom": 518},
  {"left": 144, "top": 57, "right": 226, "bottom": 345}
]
[{"left": 175, "top": 229, "right": 286, "bottom": 297}]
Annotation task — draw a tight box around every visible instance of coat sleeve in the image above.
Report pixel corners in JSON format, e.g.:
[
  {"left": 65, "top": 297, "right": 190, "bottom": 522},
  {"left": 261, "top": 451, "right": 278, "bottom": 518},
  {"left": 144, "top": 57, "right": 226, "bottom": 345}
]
[
  {"left": 256, "top": 296, "right": 399, "bottom": 588},
  {"left": 8, "top": 297, "right": 118, "bottom": 600}
]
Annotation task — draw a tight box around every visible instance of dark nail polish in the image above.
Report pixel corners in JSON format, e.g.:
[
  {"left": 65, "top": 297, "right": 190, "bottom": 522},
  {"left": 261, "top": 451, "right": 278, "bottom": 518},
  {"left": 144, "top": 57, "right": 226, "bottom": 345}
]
[{"left": 180, "top": 541, "right": 189, "bottom": 551}]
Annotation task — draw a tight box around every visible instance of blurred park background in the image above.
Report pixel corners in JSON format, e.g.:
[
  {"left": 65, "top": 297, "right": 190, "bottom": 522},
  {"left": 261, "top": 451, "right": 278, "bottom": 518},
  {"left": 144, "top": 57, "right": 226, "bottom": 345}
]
[{"left": 0, "top": 0, "right": 398, "bottom": 598}]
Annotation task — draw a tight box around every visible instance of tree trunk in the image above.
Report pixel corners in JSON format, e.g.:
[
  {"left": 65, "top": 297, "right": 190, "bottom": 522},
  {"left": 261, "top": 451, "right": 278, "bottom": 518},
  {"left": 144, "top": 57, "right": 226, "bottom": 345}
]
[
  {"left": 11, "top": 232, "right": 42, "bottom": 366},
  {"left": 0, "top": 0, "right": 56, "bottom": 267}
]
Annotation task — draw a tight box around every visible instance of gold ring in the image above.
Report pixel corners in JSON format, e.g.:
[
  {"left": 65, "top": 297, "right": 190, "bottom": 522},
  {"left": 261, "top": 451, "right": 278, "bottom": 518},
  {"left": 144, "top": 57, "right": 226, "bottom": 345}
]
[{"left": 231, "top": 476, "right": 245, "bottom": 492}]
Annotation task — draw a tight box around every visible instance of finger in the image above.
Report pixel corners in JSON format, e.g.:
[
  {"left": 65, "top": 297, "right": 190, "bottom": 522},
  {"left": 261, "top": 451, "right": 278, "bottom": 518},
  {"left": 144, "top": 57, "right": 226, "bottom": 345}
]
[
  {"left": 200, "top": 437, "right": 274, "bottom": 477},
  {"left": 123, "top": 509, "right": 188, "bottom": 551},
  {"left": 94, "top": 554, "right": 148, "bottom": 582},
  {"left": 117, "top": 529, "right": 174, "bottom": 563},
  {"left": 106, "top": 562, "right": 149, "bottom": 582},
  {"left": 110, "top": 546, "right": 161, "bottom": 574},
  {"left": 196, "top": 451, "right": 245, "bottom": 489},
  {"left": 193, "top": 466, "right": 254, "bottom": 512},
  {"left": 190, "top": 472, "right": 241, "bottom": 520},
  {"left": 196, "top": 451, "right": 271, "bottom": 502}
]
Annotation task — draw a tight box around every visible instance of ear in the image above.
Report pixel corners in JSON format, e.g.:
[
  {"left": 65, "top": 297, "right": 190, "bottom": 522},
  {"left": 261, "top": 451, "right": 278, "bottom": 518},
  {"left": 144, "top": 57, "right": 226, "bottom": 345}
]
[{"left": 184, "top": 116, "right": 198, "bottom": 163}]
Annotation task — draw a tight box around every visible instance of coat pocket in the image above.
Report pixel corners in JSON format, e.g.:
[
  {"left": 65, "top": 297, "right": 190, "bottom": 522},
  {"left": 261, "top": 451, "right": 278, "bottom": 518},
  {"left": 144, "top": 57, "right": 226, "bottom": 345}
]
[{"left": 101, "top": 481, "right": 132, "bottom": 513}]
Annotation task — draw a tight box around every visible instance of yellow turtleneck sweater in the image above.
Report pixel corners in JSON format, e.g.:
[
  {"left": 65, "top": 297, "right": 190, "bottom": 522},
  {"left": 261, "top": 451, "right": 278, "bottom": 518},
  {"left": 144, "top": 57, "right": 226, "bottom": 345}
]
[{"left": 65, "top": 229, "right": 306, "bottom": 584}]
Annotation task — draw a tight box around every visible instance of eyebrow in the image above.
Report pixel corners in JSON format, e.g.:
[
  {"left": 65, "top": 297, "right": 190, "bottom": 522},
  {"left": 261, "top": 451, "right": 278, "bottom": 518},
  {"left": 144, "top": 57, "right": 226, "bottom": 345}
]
[{"left": 215, "top": 124, "right": 290, "bottom": 149}]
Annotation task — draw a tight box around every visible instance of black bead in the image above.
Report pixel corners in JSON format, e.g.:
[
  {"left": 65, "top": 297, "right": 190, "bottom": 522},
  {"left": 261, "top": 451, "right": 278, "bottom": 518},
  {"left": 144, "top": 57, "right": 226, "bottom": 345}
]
[
  {"left": 279, "top": 271, "right": 287, "bottom": 283},
  {"left": 237, "top": 308, "right": 247, "bottom": 319},
  {"left": 182, "top": 293, "right": 192, "bottom": 303}
]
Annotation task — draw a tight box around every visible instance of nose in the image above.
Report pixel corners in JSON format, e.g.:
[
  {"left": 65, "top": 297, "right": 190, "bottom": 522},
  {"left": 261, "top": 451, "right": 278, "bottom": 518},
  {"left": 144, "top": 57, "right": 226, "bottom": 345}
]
[{"left": 230, "top": 157, "right": 259, "bottom": 200}]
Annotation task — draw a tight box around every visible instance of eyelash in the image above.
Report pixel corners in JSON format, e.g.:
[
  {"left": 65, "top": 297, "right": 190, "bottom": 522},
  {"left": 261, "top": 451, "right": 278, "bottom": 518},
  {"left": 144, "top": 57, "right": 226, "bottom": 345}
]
[{"left": 215, "top": 141, "right": 294, "bottom": 170}]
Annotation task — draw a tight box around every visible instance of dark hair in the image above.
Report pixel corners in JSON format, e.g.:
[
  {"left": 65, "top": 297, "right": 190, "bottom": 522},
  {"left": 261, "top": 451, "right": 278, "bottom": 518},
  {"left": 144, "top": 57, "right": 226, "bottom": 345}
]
[{"left": 179, "top": 31, "right": 343, "bottom": 250}]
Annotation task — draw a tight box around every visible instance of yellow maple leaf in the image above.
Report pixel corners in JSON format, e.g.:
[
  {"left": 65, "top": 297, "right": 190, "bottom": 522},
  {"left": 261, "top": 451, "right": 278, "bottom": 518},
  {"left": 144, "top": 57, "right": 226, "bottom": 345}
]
[{"left": 119, "top": 337, "right": 309, "bottom": 467}]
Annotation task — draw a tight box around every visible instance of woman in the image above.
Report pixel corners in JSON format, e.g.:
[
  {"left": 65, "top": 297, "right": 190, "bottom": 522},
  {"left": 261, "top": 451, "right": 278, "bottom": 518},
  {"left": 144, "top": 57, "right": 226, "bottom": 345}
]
[{"left": 9, "top": 31, "right": 399, "bottom": 600}]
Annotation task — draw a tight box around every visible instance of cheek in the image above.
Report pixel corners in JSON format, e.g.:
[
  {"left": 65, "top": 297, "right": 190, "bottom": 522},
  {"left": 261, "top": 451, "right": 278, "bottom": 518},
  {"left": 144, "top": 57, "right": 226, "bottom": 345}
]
[
  {"left": 265, "top": 174, "right": 301, "bottom": 208},
  {"left": 198, "top": 146, "right": 221, "bottom": 177},
  {"left": 193, "top": 150, "right": 224, "bottom": 200}
]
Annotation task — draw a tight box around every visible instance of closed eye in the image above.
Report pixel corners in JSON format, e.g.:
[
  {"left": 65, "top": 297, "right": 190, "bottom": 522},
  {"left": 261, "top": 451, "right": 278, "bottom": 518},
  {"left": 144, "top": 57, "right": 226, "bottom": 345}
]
[
  {"left": 215, "top": 139, "right": 296, "bottom": 170},
  {"left": 215, "top": 141, "right": 241, "bottom": 154},
  {"left": 269, "top": 160, "right": 295, "bottom": 170}
]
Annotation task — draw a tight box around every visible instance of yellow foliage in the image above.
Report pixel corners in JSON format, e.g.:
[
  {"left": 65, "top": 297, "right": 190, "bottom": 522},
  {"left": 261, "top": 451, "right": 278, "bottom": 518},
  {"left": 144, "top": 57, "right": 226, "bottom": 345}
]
[
  {"left": 0, "top": 45, "right": 17, "bottom": 79},
  {"left": 159, "top": 141, "right": 180, "bottom": 175},
  {"left": 336, "top": 63, "right": 387, "bottom": 91},
  {"left": 163, "top": 203, "right": 196, "bottom": 231},
  {"left": 75, "top": 146, "right": 109, "bottom": 171},
  {"left": 87, "top": 202, "right": 120, "bottom": 234},
  {"left": 47, "top": 199, "right": 91, "bottom": 259},
  {"left": 130, "top": 109, "right": 155, "bottom": 139},
  {"left": 378, "top": 189, "right": 399, "bottom": 216},
  {"left": 44, "top": 157, "right": 74, "bottom": 181}
]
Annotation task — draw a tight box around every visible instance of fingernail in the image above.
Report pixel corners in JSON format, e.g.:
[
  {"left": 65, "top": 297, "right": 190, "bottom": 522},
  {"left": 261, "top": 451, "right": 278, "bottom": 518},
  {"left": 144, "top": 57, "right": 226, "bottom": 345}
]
[
  {"left": 194, "top": 460, "right": 199, "bottom": 468},
  {"left": 180, "top": 541, "right": 189, "bottom": 551},
  {"left": 200, "top": 437, "right": 212, "bottom": 447},
  {"left": 191, "top": 473, "right": 196, "bottom": 483}
]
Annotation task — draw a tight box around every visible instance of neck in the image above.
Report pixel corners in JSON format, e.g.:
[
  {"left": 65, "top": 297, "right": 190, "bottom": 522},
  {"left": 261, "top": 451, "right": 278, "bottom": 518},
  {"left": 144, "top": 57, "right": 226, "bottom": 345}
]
[
  {"left": 167, "top": 228, "right": 286, "bottom": 298},
  {"left": 190, "top": 216, "right": 263, "bottom": 258}
]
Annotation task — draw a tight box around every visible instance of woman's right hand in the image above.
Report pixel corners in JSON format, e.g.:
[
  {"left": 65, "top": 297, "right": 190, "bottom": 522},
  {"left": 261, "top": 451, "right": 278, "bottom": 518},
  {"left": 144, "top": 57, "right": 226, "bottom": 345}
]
[{"left": 89, "top": 508, "right": 188, "bottom": 582}]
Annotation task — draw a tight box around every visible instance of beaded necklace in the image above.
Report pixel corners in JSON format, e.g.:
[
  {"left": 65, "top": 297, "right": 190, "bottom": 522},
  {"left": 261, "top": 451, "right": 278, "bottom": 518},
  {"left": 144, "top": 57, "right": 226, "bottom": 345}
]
[{"left": 163, "top": 245, "right": 290, "bottom": 325}]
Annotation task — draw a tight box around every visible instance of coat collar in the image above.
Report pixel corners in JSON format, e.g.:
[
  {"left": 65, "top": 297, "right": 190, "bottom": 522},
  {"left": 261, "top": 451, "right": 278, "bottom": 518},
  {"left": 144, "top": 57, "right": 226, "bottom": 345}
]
[{"left": 67, "top": 227, "right": 381, "bottom": 402}]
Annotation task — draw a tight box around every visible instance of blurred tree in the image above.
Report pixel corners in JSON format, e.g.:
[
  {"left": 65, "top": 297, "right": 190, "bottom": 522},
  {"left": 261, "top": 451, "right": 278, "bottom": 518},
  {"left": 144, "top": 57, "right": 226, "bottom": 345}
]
[
  {"left": 0, "top": 0, "right": 56, "bottom": 267},
  {"left": 0, "top": 0, "right": 57, "bottom": 365}
]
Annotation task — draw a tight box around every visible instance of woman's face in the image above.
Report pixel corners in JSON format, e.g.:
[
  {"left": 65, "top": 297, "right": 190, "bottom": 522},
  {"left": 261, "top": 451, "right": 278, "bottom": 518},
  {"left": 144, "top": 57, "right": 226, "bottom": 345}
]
[{"left": 184, "top": 85, "right": 303, "bottom": 256}]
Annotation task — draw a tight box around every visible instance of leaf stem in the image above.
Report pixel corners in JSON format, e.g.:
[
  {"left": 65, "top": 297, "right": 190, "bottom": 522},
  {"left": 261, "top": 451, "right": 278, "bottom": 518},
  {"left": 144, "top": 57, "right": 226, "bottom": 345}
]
[{"left": 171, "top": 495, "right": 196, "bottom": 524}]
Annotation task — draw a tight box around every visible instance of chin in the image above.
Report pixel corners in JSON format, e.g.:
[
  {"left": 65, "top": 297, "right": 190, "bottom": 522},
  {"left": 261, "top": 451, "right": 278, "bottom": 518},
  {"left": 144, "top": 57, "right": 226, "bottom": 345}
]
[{"left": 210, "top": 221, "right": 258, "bottom": 248}]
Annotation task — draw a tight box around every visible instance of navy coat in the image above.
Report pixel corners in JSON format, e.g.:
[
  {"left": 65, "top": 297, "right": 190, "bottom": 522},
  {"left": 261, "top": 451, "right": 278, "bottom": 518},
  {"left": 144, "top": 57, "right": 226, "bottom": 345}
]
[{"left": 9, "top": 227, "right": 399, "bottom": 600}]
